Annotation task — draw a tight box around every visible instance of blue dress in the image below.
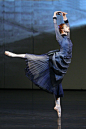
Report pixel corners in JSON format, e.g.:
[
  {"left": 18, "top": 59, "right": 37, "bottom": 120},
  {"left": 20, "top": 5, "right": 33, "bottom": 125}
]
[{"left": 25, "top": 18, "right": 73, "bottom": 97}]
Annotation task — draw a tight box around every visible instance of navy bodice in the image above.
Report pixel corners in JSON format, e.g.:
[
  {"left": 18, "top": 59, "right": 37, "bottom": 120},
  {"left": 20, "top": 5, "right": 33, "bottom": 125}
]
[{"left": 59, "top": 36, "right": 73, "bottom": 58}]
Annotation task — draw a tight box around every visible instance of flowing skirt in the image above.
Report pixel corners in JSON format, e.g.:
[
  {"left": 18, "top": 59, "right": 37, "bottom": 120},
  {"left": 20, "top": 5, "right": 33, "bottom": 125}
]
[{"left": 25, "top": 53, "right": 66, "bottom": 97}]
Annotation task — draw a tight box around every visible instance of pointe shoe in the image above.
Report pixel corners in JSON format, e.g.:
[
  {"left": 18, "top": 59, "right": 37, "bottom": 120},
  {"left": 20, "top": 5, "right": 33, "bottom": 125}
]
[
  {"left": 5, "top": 51, "right": 10, "bottom": 56},
  {"left": 5, "top": 51, "right": 16, "bottom": 57},
  {"left": 54, "top": 105, "right": 61, "bottom": 117}
]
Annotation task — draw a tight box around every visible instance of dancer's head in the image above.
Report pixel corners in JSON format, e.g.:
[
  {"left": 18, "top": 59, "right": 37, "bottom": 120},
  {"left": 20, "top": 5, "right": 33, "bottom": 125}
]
[{"left": 58, "top": 23, "right": 70, "bottom": 35}]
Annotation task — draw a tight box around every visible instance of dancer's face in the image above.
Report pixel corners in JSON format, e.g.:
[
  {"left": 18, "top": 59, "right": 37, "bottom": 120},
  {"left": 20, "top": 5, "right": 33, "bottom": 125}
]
[{"left": 63, "top": 24, "right": 70, "bottom": 33}]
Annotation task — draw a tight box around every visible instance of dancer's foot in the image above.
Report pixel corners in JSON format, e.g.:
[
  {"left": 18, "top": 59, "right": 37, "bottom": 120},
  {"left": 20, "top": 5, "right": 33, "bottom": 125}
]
[
  {"left": 5, "top": 51, "right": 16, "bottom": 57},
  {"left": 54, "top": 105, "right": 61, "bottom": 117}
]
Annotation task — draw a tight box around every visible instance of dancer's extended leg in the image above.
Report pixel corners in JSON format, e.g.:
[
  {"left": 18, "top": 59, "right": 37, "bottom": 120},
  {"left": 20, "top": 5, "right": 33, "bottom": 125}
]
[{"left": 5, "top": 51, "right": 25, "bottom": 58}]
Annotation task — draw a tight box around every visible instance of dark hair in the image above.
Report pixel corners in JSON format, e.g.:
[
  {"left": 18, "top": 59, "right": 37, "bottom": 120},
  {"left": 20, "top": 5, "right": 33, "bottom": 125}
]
[{"left": 58, "top": 23, "right": 66, "bottom": 34}]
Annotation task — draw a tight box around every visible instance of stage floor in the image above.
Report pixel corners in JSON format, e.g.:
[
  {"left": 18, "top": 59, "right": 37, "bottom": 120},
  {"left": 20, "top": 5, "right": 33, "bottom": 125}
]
[{"left": 0, "top": 90, "right": 86, "bottom": 129}]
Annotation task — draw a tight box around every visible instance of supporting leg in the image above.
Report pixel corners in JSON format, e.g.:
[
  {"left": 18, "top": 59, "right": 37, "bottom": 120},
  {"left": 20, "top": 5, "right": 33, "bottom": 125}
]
[
  {"left": 5, "top": 51, "right": 25, "bottom": 58},
  {"left": 54, "top": 95, "right": 61, "bottom": 117}
]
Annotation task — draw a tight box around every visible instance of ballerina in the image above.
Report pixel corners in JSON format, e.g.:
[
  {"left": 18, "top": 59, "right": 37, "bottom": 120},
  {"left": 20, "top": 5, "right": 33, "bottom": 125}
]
[{"left": 5, "top": 11, "right": 73, "bottom": 117}]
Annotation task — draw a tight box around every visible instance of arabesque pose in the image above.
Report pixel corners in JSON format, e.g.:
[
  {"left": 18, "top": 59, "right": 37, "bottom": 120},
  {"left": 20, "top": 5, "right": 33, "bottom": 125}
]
[{"left": 5, "top": 11, "right": 73, "bottom": 117}]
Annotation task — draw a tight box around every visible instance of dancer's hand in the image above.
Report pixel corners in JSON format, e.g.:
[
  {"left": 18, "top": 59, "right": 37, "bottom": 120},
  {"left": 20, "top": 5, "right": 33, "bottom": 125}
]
[
  {"left": 53, "top": 11, "right": 67, "bottom": 20},
  {"left": 53, "top": 11, "right": 62, "bottom": 17},
  {"left": 61, "top": 12, "right": 67, "bottom": 20}
]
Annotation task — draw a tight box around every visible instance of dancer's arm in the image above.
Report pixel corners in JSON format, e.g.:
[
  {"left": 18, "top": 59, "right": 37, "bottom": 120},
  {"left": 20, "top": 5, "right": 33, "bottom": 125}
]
[
  {"left": 61, "top": 12, "right": 70, "bottom": 38},
  {"left": 53, "top": 11, "right": 63, "bottom": 45}
]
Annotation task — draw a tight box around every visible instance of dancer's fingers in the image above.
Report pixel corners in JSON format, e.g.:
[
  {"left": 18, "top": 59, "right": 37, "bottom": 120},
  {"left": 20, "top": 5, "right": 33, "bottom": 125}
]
[
  {"left": 54, "top": 11, "right": 62, "bottom": 15},
  {"left": 61, "top": 12, "right": 67, "bottom": 16}
]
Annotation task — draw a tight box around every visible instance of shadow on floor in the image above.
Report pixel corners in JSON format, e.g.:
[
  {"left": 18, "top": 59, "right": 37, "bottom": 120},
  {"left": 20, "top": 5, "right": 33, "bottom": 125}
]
[{"left": 0, "top": 89, "right": 86, "bottom": 129}]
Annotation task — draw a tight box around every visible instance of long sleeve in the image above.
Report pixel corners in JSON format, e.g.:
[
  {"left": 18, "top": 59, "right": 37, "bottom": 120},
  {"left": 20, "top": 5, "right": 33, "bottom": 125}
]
[
  {"left": 53, "top": 17, "right": 63, "bottom": 46},
  {"left": 64, "top": 19, "right": 70, "bottom": 38}
]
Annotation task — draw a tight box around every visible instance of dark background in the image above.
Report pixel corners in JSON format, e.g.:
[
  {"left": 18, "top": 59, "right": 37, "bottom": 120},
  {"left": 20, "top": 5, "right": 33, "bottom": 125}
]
[{"left": 0, "top": 0, "right": 86, "bottom": 89}]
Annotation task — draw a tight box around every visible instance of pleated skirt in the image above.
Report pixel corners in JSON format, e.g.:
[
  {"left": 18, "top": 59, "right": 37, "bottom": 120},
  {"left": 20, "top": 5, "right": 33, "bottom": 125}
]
[{"left": 25, "top": 53, "right": 64, "bottom": 97}]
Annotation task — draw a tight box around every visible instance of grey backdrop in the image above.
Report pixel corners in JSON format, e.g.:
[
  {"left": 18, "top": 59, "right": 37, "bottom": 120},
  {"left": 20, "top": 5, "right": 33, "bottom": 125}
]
[{"left": 0, "top": 0, "right": 86, "bottom": 89}]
